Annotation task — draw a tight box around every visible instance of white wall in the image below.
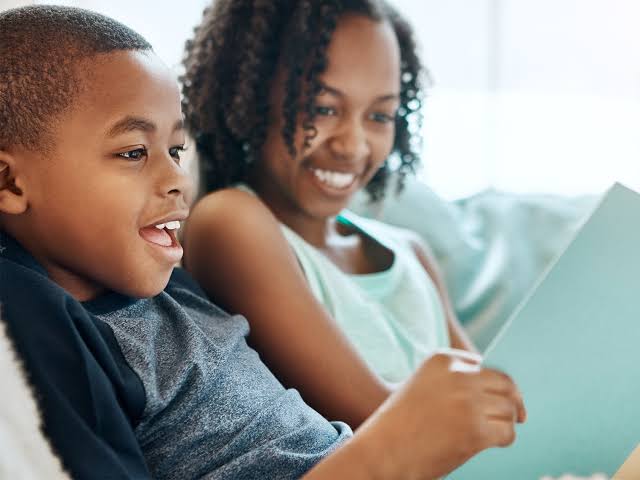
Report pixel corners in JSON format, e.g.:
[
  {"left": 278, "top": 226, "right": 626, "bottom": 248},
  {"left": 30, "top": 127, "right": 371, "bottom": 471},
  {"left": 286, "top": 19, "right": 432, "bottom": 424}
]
[
  {"left": 0, "top": 0, "right": 33, "bottom": 9},
  {"left": 396, "top": 0, "right": 640, "bottom": 198},
  {"left": 35, "top": 0, "right": 210, "bottom": 74}
]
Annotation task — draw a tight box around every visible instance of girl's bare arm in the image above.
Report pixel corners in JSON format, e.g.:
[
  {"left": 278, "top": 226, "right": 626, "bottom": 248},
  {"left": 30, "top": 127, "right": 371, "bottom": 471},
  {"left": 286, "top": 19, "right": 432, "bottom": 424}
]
[
  {"left": 183, "top": 188, "right": 391, "bottom": 427},
  {"left": 407, "top": 233, "right": 478, "bottom": 353}
]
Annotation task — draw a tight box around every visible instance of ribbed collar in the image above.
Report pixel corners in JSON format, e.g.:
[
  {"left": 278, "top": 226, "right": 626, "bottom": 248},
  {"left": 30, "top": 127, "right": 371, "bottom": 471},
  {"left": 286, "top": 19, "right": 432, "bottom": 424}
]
[{"left": 0, "top": 231, "right": 137, "bottom": 314}]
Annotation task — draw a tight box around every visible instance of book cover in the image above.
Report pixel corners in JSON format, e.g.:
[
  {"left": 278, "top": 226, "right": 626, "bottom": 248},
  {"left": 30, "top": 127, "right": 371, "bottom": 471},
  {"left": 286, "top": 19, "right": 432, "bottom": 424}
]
[{"left": 449, "top": 183, "right": 640, "bottom": 479}]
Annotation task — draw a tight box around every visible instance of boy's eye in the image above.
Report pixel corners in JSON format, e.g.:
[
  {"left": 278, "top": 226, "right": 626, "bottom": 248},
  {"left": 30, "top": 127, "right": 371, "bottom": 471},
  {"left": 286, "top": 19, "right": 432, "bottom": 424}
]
[
  {"left": 169, "top": 145, "right": 186, "bottom": 163},
  {"left": 315, "top": 105, "right": 337, "bottom": 117},
  {"left": 118, "top": 147, "right": 147, "bottom": 161},
  {"left": 370, "top": 112, "right": 396, "bottom": 124}
]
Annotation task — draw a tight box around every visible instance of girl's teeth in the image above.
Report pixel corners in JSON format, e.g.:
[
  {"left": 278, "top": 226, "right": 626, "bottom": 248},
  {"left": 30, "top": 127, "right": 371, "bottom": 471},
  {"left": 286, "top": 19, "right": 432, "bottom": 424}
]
[
  {"left": 312, "top": 169, "right": 356, "bottom": 189},
  {"left": 155, "top": 223, "right": 166, "bottom": 230}
]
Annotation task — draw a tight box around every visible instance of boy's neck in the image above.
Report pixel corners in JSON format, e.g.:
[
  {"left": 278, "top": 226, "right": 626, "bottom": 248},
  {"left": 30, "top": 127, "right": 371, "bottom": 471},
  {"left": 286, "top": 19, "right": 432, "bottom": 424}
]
[
  {"left": 44, "top": 265, "right": 106, "bottom": 302},
  {"left": 0, "top": 229, "right": 105, "bottom": 301}
]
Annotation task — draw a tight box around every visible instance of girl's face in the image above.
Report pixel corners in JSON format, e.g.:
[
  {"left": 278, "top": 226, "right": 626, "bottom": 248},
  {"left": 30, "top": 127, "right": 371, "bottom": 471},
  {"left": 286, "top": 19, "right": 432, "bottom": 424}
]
[{"left": 254, "top": 14, "right": 401, "bottom": 221}]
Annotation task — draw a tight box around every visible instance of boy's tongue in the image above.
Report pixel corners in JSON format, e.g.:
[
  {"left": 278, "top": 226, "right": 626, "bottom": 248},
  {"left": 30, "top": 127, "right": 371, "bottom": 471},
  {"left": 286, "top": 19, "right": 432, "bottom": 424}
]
[{"left": 140, "top": 226, "right": 173, "bottom": 247}]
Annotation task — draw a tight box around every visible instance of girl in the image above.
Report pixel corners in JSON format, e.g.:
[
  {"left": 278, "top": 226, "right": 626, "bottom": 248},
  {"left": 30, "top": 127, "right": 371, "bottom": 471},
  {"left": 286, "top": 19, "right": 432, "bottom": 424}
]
[{"left": 182, "top": 0, "right": 476, "bottom": 427}]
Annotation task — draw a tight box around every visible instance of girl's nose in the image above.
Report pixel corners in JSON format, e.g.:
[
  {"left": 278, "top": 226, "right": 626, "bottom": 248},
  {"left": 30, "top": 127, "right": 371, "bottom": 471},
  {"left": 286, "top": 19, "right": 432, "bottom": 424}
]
[{"left": 328, "top": 119, "right": 371, "bottom": 161}]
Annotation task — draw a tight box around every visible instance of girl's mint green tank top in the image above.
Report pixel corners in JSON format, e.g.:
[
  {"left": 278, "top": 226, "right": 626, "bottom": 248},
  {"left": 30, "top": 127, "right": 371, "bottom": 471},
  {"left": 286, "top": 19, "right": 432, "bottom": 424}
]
[{"left": 279, "top": 210, "right": 450, "bottom": 384}]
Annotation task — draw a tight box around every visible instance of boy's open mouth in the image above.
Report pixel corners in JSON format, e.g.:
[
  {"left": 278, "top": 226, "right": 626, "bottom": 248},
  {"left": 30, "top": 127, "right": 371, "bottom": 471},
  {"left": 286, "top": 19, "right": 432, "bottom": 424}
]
[{"left": 139, "top": 220, "right": 181, "bottom": 247}]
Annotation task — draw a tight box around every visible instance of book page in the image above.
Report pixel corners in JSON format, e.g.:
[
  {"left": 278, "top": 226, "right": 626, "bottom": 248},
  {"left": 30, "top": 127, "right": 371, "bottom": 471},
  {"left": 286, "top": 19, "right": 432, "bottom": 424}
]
[{"left": 449, "top": 183, "right": 640, "bottom": 479}]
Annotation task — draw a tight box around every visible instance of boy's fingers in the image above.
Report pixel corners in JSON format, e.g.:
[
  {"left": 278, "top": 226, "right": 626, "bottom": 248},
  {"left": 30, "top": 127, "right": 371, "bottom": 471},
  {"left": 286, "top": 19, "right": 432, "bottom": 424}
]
[
  {"left": 472, "top": 390, "right": 520, "bottom": 449},
  {"left": 481, "top": 394, "right": 518, "bottom": 423},
  {"left": 478, "top": 368, "right": 516, "bottom": 392},
  {"left": 495, "top": 385, "right": 526, "bottom": 424},
  {"left": 485, "top": 418, "right": 517, "bottom": 447},
  {"left": 425, "top": 351, "right": 527, "bottom": 423},
  {"left": 442, "top": 348, "right": 483, "bottom": 364},
  {"left": 450, "top": 358, "right": 482, "bottom": 373},
  {"left": 431, "top": 348, "right": 482, "bottom": 370},
  {"left": 515, "top": 390, "right": 527, "bottom": 423},
  {"left": 478, "top": 368, "right": 527, "bottom": 423}
]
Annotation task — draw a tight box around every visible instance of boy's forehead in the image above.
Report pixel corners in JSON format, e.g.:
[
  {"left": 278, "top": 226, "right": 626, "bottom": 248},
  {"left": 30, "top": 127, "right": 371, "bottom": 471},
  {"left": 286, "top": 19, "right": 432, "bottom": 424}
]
[
  {"left": 105, "top": 116, "right": 185, "bottom": 140},
  {"left": 75, "top": 50, "right": 182, "bottom": 133}
]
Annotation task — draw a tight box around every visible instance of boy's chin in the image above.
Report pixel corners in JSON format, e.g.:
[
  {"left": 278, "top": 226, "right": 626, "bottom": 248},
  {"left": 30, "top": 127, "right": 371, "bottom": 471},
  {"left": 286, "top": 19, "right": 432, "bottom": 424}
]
[{"left": 123, "top": 273, "right": 172, "bottom": 299}]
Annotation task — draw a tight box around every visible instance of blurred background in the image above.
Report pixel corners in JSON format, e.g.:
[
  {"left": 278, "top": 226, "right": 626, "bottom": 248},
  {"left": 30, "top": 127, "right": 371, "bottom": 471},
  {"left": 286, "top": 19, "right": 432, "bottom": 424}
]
[{"left": 2, "top": 0, "right": 639, "bottom": 199}]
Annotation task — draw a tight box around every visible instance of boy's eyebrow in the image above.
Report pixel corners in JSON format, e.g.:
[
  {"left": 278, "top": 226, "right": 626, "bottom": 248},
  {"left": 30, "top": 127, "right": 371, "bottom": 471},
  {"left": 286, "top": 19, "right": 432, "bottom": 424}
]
[
  {"left": 320, "top": 83, "right": 400, "bottom": 103},
  {"left": 106, "top": 117, "right": 184, "bottom": 137}
]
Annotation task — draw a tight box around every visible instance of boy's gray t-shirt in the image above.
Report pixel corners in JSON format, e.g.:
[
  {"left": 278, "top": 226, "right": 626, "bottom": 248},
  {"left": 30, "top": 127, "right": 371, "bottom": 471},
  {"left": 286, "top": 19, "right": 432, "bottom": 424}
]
[{"left": 85, "top": 273, "right": 351, "bottom": 479}]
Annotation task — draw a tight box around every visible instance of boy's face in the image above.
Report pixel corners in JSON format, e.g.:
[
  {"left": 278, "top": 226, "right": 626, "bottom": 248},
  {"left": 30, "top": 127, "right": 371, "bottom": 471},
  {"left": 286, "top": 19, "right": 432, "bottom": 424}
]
[{"left": 3, "top": 50, "right": 192, "bottom": 301}]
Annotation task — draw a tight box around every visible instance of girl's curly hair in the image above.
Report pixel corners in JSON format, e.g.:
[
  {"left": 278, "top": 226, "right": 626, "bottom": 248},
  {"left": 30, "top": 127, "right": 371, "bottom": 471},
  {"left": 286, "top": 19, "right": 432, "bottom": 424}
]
[{"left": 182, "top": 0, "right": 427, "bottom": 201}]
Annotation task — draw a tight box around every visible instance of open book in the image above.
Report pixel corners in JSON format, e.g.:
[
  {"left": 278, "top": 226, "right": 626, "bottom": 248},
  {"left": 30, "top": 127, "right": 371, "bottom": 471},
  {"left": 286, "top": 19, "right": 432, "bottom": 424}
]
[{"left": 449, "top": 183, "right": 640, "bottom": 479}]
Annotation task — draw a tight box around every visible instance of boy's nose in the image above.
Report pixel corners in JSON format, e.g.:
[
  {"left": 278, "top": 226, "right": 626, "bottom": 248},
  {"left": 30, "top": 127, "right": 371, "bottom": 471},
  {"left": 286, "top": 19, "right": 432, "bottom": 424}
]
[{"left": 161, "top": 159, "right": 195, "bottom": 205}]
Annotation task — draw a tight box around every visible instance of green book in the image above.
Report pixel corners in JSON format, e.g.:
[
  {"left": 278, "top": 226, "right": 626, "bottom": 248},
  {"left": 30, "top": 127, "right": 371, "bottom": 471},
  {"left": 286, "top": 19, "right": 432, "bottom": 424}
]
[{"left": 448, "top": 183, "right": 640, "bottom": 479}]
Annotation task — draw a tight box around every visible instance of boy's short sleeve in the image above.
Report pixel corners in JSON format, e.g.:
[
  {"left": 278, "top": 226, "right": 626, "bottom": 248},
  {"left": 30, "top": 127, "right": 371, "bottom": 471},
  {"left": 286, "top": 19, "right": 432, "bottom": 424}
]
[
  {"left": 1, "top": 237, "right": 350, "bottom": 479},
  {"left": 0, "top": 260, "right": 152, "bottom": 479}
]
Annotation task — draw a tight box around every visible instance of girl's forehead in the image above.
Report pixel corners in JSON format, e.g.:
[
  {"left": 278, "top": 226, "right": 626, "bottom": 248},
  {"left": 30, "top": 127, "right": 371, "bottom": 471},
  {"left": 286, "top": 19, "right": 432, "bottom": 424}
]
[
  {"left": 321, "top": 17, "right": 400, "bottom": 91},
  {"left": 327, "top": 17, "right": 398, "bottom": 67}
]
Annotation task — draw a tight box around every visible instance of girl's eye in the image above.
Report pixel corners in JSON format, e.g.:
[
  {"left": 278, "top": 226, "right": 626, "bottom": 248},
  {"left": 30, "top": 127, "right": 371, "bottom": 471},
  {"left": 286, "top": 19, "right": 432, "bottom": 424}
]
[
  {"left": 370, "top": 112, "right": 396, "bottom": 124},
  {"left": 315, "top": 105, "right": 337, "bottom": 117},
  {"left": 118, "top": 147, "right": 147, "bottom": 161},
  {"left": 169, "top": 145, "right": 186, "bottom": 163}
]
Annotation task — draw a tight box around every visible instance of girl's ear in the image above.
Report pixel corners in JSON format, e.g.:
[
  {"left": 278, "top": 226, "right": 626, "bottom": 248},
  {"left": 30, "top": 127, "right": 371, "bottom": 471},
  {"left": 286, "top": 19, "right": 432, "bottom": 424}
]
[{"left": 0, "top": 150, "right": 28, "bottom": 215}]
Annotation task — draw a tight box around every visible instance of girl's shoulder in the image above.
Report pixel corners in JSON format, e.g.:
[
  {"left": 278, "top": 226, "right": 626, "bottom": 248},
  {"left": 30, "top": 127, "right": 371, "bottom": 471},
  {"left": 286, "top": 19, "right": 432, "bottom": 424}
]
[
  {"left": 188, "top": 187, "right": 277, "bottom": 233},
  {"left": 192, "top": 186, "right": 262, "bottom": 211},
  {"left": 183, "top": 187, "right": 285, "bottom": 266}
]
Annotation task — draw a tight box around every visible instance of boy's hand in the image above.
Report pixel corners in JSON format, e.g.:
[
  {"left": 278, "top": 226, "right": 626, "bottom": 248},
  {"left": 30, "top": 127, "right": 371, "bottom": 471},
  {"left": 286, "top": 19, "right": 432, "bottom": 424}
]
[{"left": 353, "top": 349, "right": 526, "bottom": 479}]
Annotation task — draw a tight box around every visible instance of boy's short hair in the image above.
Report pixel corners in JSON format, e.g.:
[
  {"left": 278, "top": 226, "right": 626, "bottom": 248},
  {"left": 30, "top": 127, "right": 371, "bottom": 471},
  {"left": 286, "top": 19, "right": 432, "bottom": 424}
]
[{"left": 0, "top": 5, "right": 152, "bottom": 152}]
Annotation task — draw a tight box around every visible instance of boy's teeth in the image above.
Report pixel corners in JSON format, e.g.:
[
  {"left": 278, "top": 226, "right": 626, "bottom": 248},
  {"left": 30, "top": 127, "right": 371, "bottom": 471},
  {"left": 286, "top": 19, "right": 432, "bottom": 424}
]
[
  {"left": 154, "top": 221, "right": 181, "bottom": 230},
  {"left": 312, "top": 168, "right": 356, "bottom": 189}
]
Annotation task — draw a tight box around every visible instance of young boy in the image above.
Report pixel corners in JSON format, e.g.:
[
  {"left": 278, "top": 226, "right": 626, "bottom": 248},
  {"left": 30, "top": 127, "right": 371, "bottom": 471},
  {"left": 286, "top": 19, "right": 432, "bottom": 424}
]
[{"left": 0, "top": 5, "right": 525, "bottom": 479}]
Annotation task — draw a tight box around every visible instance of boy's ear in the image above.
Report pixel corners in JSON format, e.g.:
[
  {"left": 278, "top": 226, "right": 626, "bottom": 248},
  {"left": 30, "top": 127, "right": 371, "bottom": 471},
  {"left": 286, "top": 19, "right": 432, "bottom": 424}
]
[{"left": 0, "top": 150, "right": 28, "bottom": 215}]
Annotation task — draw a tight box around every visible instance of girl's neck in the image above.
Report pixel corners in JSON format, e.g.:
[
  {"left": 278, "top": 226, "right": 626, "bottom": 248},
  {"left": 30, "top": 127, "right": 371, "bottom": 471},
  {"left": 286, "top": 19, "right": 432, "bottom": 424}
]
[
  {"left": 282, "top": 212, "right": 342, "bottom": 250},
  {"left": 247, "top": 177, "right": 343, "bottom": 249}
]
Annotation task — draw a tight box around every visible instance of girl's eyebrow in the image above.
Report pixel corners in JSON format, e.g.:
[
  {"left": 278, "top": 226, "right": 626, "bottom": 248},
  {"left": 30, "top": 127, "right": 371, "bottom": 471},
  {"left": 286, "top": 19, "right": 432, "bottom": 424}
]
[
  {"left": 319, "top": 83, "right": 400, "bottom": 103},
  {"left": 373, "top": 94, "right": 401, "bottom": 103}
]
